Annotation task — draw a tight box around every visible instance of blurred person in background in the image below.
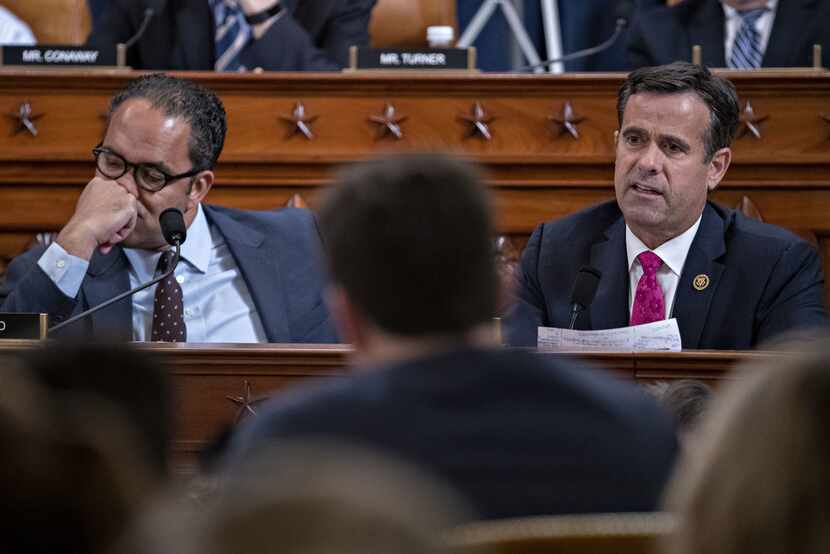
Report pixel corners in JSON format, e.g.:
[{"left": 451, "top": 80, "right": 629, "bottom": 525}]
[
  {"left": 87, "top": 0, "right": 376, "bottom": 71},
  {"left": 647, "top": 379, "right": 712, "bottom": 444},
  {"left": 663, "top": 341, "right": 830, "bottom": 554},
  {"left": 626, "top": 0, "right": 830, "bottom": 69}
]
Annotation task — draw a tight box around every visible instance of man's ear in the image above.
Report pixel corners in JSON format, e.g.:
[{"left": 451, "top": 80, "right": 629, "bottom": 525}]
[
  {"left": 706, "top": 147, "right": 732, "bottom": 192},
  {"left": 325, "top": 285, "right": 366, "bottom": 347},
  {"left": 187, "top": 170, "right": 214, "bottom": 209},
  {"left": 614, "top": 129, "right": 620, "bottom": 144}
]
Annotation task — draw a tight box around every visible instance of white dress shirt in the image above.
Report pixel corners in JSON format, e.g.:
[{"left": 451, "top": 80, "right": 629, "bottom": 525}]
[
  {"left": 626, "top": 216, "right": 702, "bottom": 319},
  {"left": 722, "top": 0, "right": 778, "bottom": 64},
  {"left": 37, "top": 204, "right": 267, "bottom": 343},
  {"left": 0, "top": 6, "right": 35, "bottom": 45}
]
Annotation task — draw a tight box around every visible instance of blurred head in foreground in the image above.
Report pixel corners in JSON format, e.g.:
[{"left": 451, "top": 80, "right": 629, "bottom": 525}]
[
  {"left": 663, "top": 343, "right": 830, "bottom": 554},
  {"left": 118, "top": 441, "right": 470, "bottom": 554},
  {"left": 318, "top": 153, "right": 498, "bottom": 363},
  {"left": 0, "top": 357, "right": 155, "bottom": 554},
  {"left": 647, "top": 379, "right": 712, "bottom": 440},
  {"left": 22, "top": 342, "right": 174, "bottom": 478}
]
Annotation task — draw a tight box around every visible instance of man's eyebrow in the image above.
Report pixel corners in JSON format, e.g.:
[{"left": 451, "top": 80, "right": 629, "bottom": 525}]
[
  {"left": 657, "top": 133, "right": 691, "bottom": 150},
  {"left": 621, "top": 126, "right": 647, "bottom": 135},
  {"left": 100, "top": 144, "right": 174, "bottom": 174}
]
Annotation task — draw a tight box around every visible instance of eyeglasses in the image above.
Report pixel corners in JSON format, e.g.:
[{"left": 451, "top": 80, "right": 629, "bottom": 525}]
[{"left": 92, "top": 146, "right": 203, "bottom": 192}]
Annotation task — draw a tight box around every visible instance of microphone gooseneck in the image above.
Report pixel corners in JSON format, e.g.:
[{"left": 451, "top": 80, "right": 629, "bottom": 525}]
[
  {"left": 123, "top": 8, "right": 156, "bottom": 50},
  {"left": 48, "top": 209, "right": 187, "bottom": 335},
  {"left": 513, "top": 0, "right": 633, "bottom": 73},
  {"left": 568, "top": 266, "right": 602, "bottom": 330}
]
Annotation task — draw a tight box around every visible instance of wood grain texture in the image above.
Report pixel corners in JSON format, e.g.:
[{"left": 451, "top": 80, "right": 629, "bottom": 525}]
[{"left": 0, "top": 341, "right": 793, "bottom": 462}]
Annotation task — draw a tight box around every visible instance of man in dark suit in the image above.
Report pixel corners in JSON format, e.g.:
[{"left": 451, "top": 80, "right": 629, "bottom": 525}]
[
  {"left": 228, "top": 153, "right": 678, "bottom": 520},
  {"left": 0, "top": 74, "right": 337, "bottom": 343},
  {"left": 505, "top": 62, "right": 826, "bottom": 349},
  {"left": 626, "top": 0, "right": 830, "bottom": 69},
  {"left": 87, "top": 0, "right": 376, "bottom": 71}
]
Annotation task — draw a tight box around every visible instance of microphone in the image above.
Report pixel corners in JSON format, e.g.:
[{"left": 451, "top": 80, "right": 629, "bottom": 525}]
[
  {"left": 123, "top": 8, "right": 157, "bottom": 50},
  {"left": 48, "top": 208, "right": 187, "bottom": 335},
  {"left": 160, "top": 207, "right": 187, "bottom": 246},
  {"left": 513, "top": 0, "right": 633, "bottom": 73},
  {"left": 568, "top": 266, "right": 602, "bottom": 329}
]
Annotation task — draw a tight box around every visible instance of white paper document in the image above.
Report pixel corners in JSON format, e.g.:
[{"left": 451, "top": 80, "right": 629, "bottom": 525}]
[{"left": 537, "top": 319, "right": 682, "bottom": 352}]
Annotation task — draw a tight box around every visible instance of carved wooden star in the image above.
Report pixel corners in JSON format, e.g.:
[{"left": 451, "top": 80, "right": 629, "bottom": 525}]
[
  {"left": 279, "top": 102, "right": 318, "bottom": 140},
  {"left": 369, "top": 103, "right": 407, "bottom": 140},
  {"left": 284, "top": 193, "right": 309, "bottom": 208},
  {"left": 7, "top": 102, "right": 44, "bottom": 137},
  {"left": 226, "top": 380, "right": 268, "bottom": 424},
  {"left": 736, "top": 100, "right": 769, "bottom": 140},
  {"left": 549, "top": 101, "right": 586, "bottom": 139},
  {"left": 821, "top": 113, "right": 830, "bottom": 139},
  {"left": 459, "top": 101, "right": 495, "bottom": 140}
]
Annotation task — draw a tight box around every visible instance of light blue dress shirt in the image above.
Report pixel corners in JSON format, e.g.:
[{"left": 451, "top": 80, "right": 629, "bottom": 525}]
[{"left": 37, "top": 204, "right": 267, "bottom": 343}]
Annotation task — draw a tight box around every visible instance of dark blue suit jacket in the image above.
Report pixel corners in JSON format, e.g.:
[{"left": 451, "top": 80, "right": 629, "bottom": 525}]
[
  {"left": 625, "top": 0, "right": 830, "bottom": 69},
  {"left": 505, "top": 201, "right": 827, "bottom": 348},
  {"left": 87, "top": 0, "right": 376, "bottom": 70},
  {"left": 228, "top": 347, "right": 678, "bottom": 520},
  {"left": 0, "top": 205, "right": 338, "bottom": 343}
]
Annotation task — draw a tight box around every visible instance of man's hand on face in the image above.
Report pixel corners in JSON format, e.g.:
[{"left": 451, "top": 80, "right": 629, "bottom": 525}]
[{"left": 56, "top": 177, "right": 139, "bottom": 260}]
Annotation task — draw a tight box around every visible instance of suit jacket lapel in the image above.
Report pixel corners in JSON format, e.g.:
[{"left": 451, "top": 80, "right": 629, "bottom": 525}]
[
  {"left": 672, "top": 203, "right": 727, "bottom": 349},
  {"left": 204, "top": 206, "right": 291, "bottom": 342},
  {"left": 82, "top": 248, "right": 132, "bottom": 341},
  {"left": 763, "top": 0, "right": 817, "bottom": 67},
  {"left": 687, "top": 0, "right": 726, "bottom": 67},
  {"left": 173, "top": 0, "right": 214, "bottom": 70},
  {"left": 588, "top": 217, "right": 630, "bottom": 331}
]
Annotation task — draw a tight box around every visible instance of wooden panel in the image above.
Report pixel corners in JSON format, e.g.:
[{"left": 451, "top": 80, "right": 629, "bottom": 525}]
[
  {"left": 3, "top": 69, "right": 830, "bottom": 294},
  {"left": 0, "top": 341, "right": 792, "bottom": 463}
]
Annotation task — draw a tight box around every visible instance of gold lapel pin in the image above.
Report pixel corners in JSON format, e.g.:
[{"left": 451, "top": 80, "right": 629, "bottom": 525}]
[{"left": 693, "top": 274, "right": 710, "bottom": 291}]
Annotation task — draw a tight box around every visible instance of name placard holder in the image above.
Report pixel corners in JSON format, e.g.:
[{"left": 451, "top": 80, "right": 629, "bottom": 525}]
[
  {"left": 0, "top": 44, "right": 123, "bottom": 68},
  {"left": 348, "top": 46, "right": 477, "bottom": 72},
  {"left": 0, "top": 313, "right": 48, "bottom": 340}
]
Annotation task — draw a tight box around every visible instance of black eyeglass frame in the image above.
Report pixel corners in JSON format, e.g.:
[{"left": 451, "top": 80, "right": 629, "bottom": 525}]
[{"left": 92, "top": 146, "right": 204, "bottom": 192}]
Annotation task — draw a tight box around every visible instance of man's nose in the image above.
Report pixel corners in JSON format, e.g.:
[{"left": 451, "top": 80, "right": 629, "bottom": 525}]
[
  {"left": 636, "top": 142, "right": 664, "bottom": 175},
  {"left": 115, "top": 168, "right": 140, "bottom": 197}
]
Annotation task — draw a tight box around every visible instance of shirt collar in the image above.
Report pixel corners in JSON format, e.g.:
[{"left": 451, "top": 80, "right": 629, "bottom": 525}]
[
  {"left": 722, "top": 0, "right": 777, "bottom": 20},
  {"left": 122, "top": 203, "right": 212, "bottom": 281},
  {"left": 626, "top": 215, "right": 703, "bottom": 277}
]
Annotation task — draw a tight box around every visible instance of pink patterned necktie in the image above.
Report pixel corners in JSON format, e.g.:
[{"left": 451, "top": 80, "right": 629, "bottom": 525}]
[{"left": 630, "top": 251, "right": 665, "bottom": 326}]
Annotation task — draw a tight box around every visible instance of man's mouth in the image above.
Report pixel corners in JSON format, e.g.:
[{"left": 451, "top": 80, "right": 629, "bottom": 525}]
[{"left": 630, "top": 182, "right": 662, "bottom": 196}]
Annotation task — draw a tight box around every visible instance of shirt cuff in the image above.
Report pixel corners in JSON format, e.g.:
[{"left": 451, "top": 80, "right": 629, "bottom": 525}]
[{"left": 37, "top": 242, "right": 89, "bottom": 299}]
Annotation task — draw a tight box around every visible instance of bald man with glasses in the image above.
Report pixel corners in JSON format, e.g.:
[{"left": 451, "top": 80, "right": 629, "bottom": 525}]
[{"left": 1, "top": 74, "right": 337, "bottom": 344}]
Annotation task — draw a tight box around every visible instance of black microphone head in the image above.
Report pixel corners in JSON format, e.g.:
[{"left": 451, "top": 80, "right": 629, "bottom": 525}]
[
  {"left": 615, "top": 0, "right": 634, "bottom": 27},
  {"left": 570, "top": 266, "right": 602, "bottom": 309},
  {"left": 159, "top": 208, "right": 186, "bottom": 246}
]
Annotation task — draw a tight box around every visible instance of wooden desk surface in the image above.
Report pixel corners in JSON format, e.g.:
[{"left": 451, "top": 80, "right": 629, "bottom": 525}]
[{"left": 0, "top": 340, "right": 791, "bottom": 463}]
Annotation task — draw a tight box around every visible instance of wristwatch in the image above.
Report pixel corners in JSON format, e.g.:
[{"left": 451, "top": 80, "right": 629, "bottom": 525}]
[{"left": 244, "top": 2, "right": 282, "bottom": 25}]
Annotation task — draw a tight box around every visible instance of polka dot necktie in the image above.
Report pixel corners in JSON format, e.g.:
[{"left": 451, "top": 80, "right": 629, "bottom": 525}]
[
  {"left": 150, "top": 250, "right": 186, "bottom": 342},
  {"left": 630, "top": 251, "right": 665, "bottom": 326}
]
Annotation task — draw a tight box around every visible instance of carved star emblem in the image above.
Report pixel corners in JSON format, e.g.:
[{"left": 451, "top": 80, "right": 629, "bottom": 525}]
[
  {"left": 369, "top": 103, "right": 407, "bottom": 140},
  {"left": 284, "top": 193, "right": 309, "bottom": 208},
  {"left": 821, "top": 113, "right": 830, "bottom": 139},
  {"left": 226, "top": 380, "right": 268, "bottom": 424},
  {"left": 279, "top": 102, "right": 318, "bottom": 140},
  {"left": 736, "top": 100, "right": 769, "bottom": 140},
  {"left": 7, "top": 102, "right": 44, "bottom": 137},
  {"left": 549, "top": 101, "right": 586, "bottom": 139},
  {"left": 459, "top": 101, "right": 495, "bottom": 140}
]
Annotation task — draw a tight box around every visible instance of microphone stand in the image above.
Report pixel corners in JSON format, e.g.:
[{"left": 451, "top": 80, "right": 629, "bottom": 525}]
[
  {"left": 513, "top": 17, "right": 627, "bottom": 73},
  {"left": 48, "top": 242, "right": 181, "bottom": 335}
]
